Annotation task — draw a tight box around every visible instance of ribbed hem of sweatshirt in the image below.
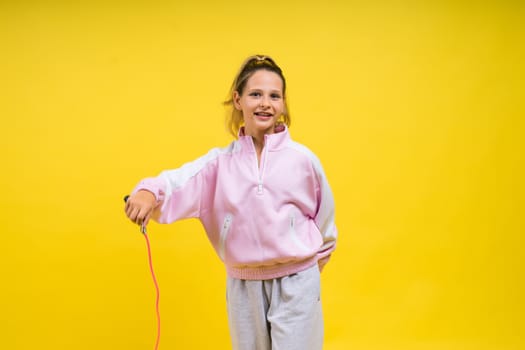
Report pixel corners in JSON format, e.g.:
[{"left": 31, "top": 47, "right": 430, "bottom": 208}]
[{"left": 226, "top": 257, "right": 318, "bottom": 281}]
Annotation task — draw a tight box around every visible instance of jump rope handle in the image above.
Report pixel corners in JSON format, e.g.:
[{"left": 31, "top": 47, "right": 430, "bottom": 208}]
[{"left": 124, "top": 195, "right": 147, "bottom": 234}]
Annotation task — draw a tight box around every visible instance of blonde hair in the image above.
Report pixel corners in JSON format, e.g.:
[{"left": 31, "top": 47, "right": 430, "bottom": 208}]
[{"left": 224, "top": 55, "right": 291, "bottom": 137}]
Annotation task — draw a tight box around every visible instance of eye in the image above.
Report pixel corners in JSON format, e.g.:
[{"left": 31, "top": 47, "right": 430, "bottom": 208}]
[
  {"left": 271, "top": 93, "right": 282, "bottom": 99},
  {"left": 249, "top": 92, "right": 261, "bottom": 97}
]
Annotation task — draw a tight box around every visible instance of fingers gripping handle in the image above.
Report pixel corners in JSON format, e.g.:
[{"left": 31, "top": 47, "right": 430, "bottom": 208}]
[{"left": 124, "top": 195, "right": 147, "bottom": 234}]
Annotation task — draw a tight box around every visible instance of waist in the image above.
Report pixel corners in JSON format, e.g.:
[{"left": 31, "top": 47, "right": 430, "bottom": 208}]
[{"left": 225, "top": 256, "right": 318, "bottom": 280}]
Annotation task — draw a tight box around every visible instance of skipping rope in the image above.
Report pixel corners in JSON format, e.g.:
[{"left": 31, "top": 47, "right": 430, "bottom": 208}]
[{"left": 125, "top": 195, "right": 161, "bottom": 350}]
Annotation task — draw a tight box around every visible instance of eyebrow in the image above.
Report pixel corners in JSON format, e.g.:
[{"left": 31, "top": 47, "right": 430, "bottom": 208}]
[{"left": 247, "top": 88, "right": 282, "bottom": 94}]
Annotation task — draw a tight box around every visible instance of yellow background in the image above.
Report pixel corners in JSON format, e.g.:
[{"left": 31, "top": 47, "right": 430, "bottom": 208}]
[{"left": 1, "top": 0, "right": 523, "bottom": 349}]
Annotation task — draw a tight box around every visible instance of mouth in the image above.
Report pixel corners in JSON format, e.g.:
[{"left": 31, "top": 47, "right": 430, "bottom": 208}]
[{"left": 254, "top": 112, "right": 273, "bottom": 118}]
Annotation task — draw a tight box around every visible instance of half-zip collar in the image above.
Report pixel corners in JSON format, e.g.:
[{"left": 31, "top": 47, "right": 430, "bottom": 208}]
[
  {"left": 237, "top": 124, "right": 291, "bottom": 195},
  {"left": 237, "top": 124, "right": 290, "bottom": 153}
]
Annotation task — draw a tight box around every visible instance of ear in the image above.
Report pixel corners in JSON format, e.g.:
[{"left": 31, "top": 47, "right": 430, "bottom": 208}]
[{"left": 233, "top": 91, "right": 242, "bottom": 110}]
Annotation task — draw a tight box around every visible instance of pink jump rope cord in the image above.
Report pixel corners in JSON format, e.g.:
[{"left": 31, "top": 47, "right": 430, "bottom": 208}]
[
  {"left": 125, "top": 196, "right": 161, "bottom": 350},
  {"left": 142, "top": 225, "right": 161, "bottom": 350}
]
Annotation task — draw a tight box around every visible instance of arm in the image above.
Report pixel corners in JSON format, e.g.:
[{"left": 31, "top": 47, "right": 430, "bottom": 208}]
[
  {"left": 312, "top": 158, "right": 337, "bottom": 271},
  {"left": 125, "top": 146, "right": 224, "bottom": 228}
]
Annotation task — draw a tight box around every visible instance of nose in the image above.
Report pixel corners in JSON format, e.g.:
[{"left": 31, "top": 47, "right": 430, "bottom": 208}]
[{"left": 260, "top": 95, "right": 270, "bottom": 108}]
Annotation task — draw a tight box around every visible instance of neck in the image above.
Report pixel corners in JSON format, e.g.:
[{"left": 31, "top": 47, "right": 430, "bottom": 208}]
[
  {"left": 243, "top": 128, "right": 272, "bottom": 167},
  {"left": 252, "top": 134, "right": 265, "bottom": 154}
]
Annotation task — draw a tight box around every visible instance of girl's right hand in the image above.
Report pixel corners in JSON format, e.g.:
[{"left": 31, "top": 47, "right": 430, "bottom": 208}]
[{"left": 125, "top": 190, "right": 157, "bottom": 228}]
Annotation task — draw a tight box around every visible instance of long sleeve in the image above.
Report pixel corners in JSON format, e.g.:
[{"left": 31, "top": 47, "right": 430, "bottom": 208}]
[{"left": 132, "top": 147, "right": 224, "bottom": 224}]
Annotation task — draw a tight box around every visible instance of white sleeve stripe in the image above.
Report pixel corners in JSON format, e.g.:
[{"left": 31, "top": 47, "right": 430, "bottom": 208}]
[{"left": 160, "top": 143, "right": 235, "bottom": 202}]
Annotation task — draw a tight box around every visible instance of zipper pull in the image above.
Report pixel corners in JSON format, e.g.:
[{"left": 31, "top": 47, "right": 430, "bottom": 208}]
[
  {"left": 223, "top": 215, "right": 232, "bottom": 228},
  {"left": 257, "top": 183, "right": 263, "bottom": 194}
]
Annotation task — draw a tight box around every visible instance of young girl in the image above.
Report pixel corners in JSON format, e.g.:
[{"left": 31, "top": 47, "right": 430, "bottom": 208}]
[{"left": 125, "top": 55, "right": 337, "bottom": 350}]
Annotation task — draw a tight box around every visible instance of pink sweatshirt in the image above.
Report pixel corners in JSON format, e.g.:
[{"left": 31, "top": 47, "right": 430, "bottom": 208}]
[{"left": 132, "top": 125, "right": 337, "bottom": 280}]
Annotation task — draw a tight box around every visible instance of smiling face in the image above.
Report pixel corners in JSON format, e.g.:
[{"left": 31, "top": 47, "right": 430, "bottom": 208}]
[{"left": 233, "top": 69, "right": 285, "bottom": 138}]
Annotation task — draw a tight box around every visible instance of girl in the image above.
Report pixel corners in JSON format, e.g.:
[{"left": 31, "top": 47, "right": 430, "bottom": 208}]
[{"left": 125, "top": 55, "right": 337, "bottom": 350}]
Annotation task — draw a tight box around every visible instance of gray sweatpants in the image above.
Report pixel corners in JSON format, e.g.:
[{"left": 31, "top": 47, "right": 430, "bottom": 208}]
[{"left": 226, "top": 264, "right": 324, "bottom": 350}]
